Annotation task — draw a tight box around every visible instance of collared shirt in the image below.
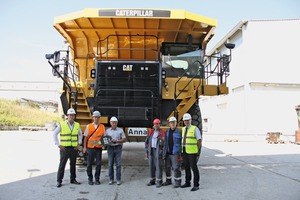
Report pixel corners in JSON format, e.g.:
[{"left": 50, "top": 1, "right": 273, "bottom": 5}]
[
  {"left": 105, "top": 127, "right": 126, "bottom": 146},
  {"left": 83, "top": 123, "right": 99, "bottom": 137},
  {"left": 53, "top": 120, "right": 83, "bottom": 146},
  {"left": 151, "top": 130, "right": 159, "bottom": 148}
]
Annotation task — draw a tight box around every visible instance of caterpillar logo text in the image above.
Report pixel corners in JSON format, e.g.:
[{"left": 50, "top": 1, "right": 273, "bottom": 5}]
[{"left": 123, "top": 64, "right": 133, "bottom": 71}]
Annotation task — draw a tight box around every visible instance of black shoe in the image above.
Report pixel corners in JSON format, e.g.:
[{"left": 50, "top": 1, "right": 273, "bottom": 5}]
[
  {"left": 162, "top": 179, "right": 172, "bottom": 186},
  {"left": 181, "top": 183, "right": 191, "bottom": 188},
  {"left": 56, "top": 182, "right": 62, "bottom": 188},
  {"left": 70, "top": 180, "right": 81, "bottom": 185},
  {"left": 146, "top": 180, "right": 155, "bottom": 186},
  {"left": 95, "top": 180, "right": 100, "bottom": 185},
  {"left": 191, "top": 186, "right": 199, "bottom": 191},
  {"left": 88, "top": 180, "right": 94, "bottom": 185},
  {"left": 156, "top": 181, "right": 162, "bottom": 188}
]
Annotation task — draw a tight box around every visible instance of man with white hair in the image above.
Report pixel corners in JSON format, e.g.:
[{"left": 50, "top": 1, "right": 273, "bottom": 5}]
[
  {"left": 162, "top": 116, "right": 182, "bottom": 188},
  {"left": 181, "top": 113, "right": 202, "bottom": 192},
  {"left": 53, "top": 108, "right": 83, "bottom": 188},
  {"left": 105, "top": 116, "right": 126, "bottom": 185}
]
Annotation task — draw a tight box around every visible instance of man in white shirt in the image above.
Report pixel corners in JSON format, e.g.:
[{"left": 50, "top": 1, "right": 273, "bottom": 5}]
[{"left": 53, "top": 108, "right": 82, "bottom": 188}]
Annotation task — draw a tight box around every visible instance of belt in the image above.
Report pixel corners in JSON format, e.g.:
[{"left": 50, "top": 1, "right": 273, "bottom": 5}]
[{"left": 110, "top": 145, "right": 121, "bottom": 148}]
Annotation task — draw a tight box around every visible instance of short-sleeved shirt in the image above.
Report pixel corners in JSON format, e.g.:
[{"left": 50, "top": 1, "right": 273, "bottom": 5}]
[{"left": 105, "top": 127, "right": 126, "bottom": 146}]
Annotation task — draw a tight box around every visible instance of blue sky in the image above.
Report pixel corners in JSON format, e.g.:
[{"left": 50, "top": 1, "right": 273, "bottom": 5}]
[{"left": 0, "top": 0, "right": 299, "bottom": 100}]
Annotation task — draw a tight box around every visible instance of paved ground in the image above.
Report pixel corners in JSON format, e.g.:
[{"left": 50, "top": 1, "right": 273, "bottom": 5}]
[{"left": 0, "top": 131, "right": 299, "bottom": 200}]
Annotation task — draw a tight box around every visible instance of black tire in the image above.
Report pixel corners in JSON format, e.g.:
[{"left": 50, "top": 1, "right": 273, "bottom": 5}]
[{"left": 189, "top": 102, "right": 203, "bottom": 134}]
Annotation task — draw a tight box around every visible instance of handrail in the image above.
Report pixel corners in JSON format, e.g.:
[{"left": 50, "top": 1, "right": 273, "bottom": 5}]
[
  {"left": 46, "top": 48, "right": 80, "bottom": 114},
  {"left": 173, "top": 60, "right": 204, "bottom": 118}
]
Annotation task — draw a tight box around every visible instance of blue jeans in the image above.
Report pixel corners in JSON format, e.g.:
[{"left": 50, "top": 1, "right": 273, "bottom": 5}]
[
  {"left": 107, "top": 145, "right": 122, "bottom": 181},
  {"left": 87, "top": 148, "right": 102, "bottom": 181}
]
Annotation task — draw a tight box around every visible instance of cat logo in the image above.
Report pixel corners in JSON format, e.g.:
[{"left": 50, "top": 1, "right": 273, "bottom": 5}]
[{"left": 123, "top": 64, "right": 133, "bottom": 71}]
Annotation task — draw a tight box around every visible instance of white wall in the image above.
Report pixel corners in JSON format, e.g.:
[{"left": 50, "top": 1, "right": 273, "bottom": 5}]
[{"left": 201, "top": 19, "right": 300, "bottom": 136}]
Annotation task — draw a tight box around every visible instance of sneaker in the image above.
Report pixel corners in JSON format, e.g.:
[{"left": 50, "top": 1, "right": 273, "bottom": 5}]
[
  {"left": 88, "top": 180, "right": 94, "bottom": 185},
  {"left": 191, "top": 186, "right": 199, "bottom": 191},
  {"left": 117, "top": 181, "right": 121, "bottom": 185},
  {"left": 109, "top": 180, "right": 113, "bottom": 185}
]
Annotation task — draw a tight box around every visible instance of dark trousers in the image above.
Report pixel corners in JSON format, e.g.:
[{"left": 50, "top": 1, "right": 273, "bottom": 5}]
[
  {"left": 57, "top": 147, "right": 78, "bottom": 182},
  {"left": 87, "top": 147, "right": 102, "bottom": 181},
  {"left": 182, "top": 149, "right": 200, "bottom": 187}
]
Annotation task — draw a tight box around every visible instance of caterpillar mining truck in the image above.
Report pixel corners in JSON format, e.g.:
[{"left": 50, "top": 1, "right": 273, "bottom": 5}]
[{"left": 46, "top": 9, "right": 234, "bottom": 163}]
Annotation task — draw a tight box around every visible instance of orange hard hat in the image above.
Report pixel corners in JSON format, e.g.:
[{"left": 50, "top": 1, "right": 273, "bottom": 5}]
[{"left": 153, "top": 118, "right": 161, "bottom": 124}]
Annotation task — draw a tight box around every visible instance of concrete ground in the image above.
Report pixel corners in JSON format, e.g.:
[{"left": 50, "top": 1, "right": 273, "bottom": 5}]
[{"left": 0, "top": 131, "right": 299, "bottom": 200}]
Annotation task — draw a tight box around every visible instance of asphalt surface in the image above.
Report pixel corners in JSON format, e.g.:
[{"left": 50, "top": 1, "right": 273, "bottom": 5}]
[{"left": 0, "top": 131, "right": 299, "bottom": 200}]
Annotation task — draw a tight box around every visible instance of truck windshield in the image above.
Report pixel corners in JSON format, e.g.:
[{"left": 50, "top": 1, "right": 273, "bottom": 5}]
[{"left": 162, "top": 50, "right": 203, "bottom": 76}]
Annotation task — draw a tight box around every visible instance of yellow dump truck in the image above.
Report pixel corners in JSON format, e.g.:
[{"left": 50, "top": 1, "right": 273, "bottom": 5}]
[{"left": 46, "top": 8, "right": 234, "bottom": 147}]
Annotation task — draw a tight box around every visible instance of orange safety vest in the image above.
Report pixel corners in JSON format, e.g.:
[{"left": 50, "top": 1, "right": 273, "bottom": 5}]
[{"left": 87, "top": 123, "right": 105, "bottom": 148}]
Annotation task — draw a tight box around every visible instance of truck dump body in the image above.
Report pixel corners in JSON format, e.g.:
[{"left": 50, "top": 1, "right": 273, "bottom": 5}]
[{"left": 54, "top": 8, "right": 217, "bottom": 61}]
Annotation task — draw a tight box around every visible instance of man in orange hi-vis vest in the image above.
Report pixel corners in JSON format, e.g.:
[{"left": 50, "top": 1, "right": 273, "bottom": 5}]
[{"left": 83, "top": 111, "right": 105, "bottom": 185}]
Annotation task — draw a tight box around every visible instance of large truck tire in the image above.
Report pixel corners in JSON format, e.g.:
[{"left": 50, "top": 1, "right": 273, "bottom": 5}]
[{"left": 190, "top": 103, "right": 203, "bottom": 134}]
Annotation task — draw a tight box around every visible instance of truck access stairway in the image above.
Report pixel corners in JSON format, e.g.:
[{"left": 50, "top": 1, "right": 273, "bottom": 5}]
[
  {"left": 70, "top": 87, "right": 92, "bottom": 131},
  {"left": 168, "top": 90, "right": 196, "bottom": 122}
]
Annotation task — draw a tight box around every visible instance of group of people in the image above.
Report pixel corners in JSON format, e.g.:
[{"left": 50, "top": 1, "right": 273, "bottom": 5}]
[
  {"left": 145, "top": 113, "right": 202, "bottom": 192},
  {"left": 53, "top": 108, "right": 126, "bottom": 188},
  {"left": 53, "top": 108, "right": 202, "bottom": 192}
]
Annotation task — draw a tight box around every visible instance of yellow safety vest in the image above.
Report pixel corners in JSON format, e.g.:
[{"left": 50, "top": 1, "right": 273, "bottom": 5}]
[
  {"left": 182, "top": 125, "right": 198, "bottom": 154},
  {"left": 60, "top": 121, "right": 80, "bottom": 147}
]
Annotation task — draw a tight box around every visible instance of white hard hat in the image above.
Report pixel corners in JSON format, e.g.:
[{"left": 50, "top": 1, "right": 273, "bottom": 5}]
[
  {"left": 182, "top": 113, "right": 192, "bottom": 121},
  {"left": 92, "top": 111, "right": 101, "bottom": 117},
  {"left": 67, "top": 108, "right": 76, "bottom": 115},
  {"left": 168, "top": 116, "right": 177, "bottom": 122},
  {"left": 110, "top": 116, "right": 118, "bottom": 122}
]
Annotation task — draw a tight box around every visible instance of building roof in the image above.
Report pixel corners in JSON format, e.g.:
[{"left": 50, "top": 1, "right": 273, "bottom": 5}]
[{"left": 208, "top": 18, "right": 300, "bottom": 55}]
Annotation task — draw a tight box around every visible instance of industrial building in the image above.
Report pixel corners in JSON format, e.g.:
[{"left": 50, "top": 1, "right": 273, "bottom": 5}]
[{"left": 201, "top": 19, "right": 300, "bottom": 138}]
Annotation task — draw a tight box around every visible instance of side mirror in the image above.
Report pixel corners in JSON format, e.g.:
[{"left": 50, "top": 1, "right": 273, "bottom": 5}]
[{"left": 54, "top": 51, "right": 60, "bottom": 63}]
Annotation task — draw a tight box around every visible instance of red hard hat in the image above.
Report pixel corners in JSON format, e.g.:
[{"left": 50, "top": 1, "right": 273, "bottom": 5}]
[{"left": 153, "top": 118, "right": 161, "bottom": 124}]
